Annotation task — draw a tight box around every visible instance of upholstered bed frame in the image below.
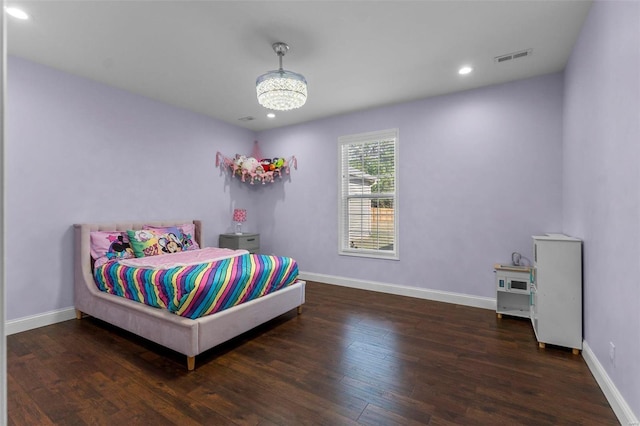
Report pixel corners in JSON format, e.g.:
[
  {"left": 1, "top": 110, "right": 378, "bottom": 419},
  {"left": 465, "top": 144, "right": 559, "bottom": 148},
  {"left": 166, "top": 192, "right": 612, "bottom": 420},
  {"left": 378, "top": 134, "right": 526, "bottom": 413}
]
[{"left": 74, "top": 220, "right": 306, "bottom": 370}]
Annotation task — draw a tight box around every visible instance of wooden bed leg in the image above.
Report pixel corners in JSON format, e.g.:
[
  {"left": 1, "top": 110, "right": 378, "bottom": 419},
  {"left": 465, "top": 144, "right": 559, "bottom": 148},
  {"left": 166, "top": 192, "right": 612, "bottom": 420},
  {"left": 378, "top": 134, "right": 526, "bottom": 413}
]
[
  {"left": 538, "top": 342, "right": 546, "bottom": 349},
  {"left": 187, "top": 356, "right": 195, "bottom": 371},
  {"left": 572, "top": 348, "right": 580, "bottom": 355},
  {"left": 297, "top": 306, "right": 303, "bottom": 315},
  {"left": 75, "top": 310, "right": 83, "bottom": 320}
]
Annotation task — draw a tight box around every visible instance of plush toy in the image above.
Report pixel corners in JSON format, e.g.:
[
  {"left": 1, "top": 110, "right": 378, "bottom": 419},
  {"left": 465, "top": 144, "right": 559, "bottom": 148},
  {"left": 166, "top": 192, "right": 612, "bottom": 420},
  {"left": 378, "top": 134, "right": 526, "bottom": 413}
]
[
  {"left": 260, "top": 158, "right": 272, "bottom": 169},
  {"left": 272, "top": 158, "right": 285, "bottom": 169},
  {"left": 241, "top": 157, "right": 259, "bottom": 174},
  {"left": 233, "top": 154, "right": 246, "bottom": 173},
  {"left": 234, "top": 154, "right": 245, "bottom": 166}
]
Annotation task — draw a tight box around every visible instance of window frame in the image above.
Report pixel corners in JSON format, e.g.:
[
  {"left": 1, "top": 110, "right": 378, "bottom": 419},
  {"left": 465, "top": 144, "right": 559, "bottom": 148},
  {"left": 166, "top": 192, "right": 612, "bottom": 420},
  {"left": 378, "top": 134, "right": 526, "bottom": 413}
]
[{"left": 338, "top": 128, "right": 399, "bottom": 260}]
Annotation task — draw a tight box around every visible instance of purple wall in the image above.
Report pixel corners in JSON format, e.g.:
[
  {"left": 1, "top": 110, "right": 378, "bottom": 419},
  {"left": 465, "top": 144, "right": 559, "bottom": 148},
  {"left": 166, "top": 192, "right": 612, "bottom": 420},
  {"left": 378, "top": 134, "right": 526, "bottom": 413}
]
[
  {"left": 6, "top": 56, "right": 256, "bottom": 320},
  {"left": 8, "top": 55, "right": 564, "bottom": 321},
  {"left": 563, "top": 1, "right": 640, "bottom": 416},
  {"left": 7, "top": 52, "right": 568, "bottom": 325},
  {"left": 257, "top": 74, "right": 564, "bottom": 298},
  {"left": 7, "top": 57, "right": 565, "bottom": 319}
]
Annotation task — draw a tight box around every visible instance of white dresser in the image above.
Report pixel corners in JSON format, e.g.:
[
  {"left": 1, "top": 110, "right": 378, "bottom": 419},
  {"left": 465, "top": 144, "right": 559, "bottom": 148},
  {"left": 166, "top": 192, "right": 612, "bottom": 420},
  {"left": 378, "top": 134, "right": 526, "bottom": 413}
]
[{"left": 530, "top": 234, "right": 582, "bottom": 354}]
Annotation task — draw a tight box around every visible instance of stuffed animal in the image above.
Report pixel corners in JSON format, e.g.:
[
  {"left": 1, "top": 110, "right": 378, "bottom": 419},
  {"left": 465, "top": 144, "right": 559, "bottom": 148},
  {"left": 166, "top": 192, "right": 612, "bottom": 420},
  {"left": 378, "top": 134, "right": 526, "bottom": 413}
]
[
  {"left": 241, "top": 157, "right": 259, "bottom": 174},
  {"left": 233, "top": 154, "right": 245, "bottom": 167},
  {"left": 260, "top": 158, "right": 272, "bottom": 169},
  {"left": 272, "top": 158, "right": 285, "bottom": 169}
]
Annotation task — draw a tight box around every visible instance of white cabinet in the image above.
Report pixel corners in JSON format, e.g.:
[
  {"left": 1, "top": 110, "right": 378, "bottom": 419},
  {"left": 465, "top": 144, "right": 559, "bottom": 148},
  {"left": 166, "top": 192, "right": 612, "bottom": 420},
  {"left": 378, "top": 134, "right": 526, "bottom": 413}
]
[{"left": 531, "top": 235, "right": 582, "bottom": 353}]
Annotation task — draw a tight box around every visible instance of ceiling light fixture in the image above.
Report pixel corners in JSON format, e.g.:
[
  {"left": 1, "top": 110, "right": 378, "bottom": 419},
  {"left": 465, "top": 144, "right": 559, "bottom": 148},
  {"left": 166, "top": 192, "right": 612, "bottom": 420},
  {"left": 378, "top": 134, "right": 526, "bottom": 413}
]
[
  {"left": 458, "top": 66, "right": 473, "bottom": 75},
  {"left": 266, "top": 113, "right": 276, "bottom": 119},
  {"left": 5, "top": 6, "right": 29, "bottom": 20},
  {"left": 256, "top": 42, "right": 307, "bottom": 111}
]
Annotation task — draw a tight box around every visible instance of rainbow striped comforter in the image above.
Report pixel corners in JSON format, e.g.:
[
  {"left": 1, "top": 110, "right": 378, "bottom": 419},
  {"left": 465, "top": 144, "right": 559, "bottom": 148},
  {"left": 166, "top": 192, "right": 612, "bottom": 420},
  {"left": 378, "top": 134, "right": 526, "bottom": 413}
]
[{"left": 93, "top": 253, "right": 299, "bottom": 319}]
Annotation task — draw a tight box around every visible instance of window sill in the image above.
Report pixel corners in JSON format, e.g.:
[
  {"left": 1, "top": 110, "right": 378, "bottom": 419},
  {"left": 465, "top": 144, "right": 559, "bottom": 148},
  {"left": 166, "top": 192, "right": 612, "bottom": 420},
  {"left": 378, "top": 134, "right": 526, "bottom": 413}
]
[{"left": 339, "top": 249, "right": 399, "bottom": 261}]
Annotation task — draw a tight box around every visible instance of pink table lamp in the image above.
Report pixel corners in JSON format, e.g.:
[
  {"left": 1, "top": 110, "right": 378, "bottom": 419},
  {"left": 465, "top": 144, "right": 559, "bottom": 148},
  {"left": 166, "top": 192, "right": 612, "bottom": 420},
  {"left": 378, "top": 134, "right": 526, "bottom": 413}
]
[{"left": 233, "top": 208, "right": 247, "bottom": 235}]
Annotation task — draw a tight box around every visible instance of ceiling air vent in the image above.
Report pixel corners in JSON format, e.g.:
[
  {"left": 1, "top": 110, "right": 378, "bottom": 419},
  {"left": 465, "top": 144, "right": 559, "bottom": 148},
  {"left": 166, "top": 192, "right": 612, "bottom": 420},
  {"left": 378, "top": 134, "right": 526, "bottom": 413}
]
[
  {"left": 494, "top": 49, "right": 533, "bottom": 64},
  {"left": 238, "top": 116, "right": 255, "bottom": 122}
]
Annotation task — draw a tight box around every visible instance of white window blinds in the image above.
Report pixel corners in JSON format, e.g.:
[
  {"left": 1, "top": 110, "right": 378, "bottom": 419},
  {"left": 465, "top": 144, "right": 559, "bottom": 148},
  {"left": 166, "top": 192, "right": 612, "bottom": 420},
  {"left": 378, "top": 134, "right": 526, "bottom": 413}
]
[{"left": 338, "top": 129, "right": 398, "bottom": 259}]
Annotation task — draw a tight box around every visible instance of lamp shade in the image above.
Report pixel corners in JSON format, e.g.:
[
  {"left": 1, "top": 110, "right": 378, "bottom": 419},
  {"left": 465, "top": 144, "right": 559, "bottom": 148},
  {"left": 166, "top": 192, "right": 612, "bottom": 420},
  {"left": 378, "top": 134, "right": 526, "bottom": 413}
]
[{"left": 233, "top": 209, "right": 247, "bottom": 223}]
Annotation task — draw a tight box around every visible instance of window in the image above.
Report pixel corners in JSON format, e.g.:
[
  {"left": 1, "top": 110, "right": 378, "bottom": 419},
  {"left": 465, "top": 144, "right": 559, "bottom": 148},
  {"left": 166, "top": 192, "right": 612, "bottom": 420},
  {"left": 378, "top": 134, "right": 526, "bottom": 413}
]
[{"left": 338, "top": 128, "right": 398, "bottom": 259}]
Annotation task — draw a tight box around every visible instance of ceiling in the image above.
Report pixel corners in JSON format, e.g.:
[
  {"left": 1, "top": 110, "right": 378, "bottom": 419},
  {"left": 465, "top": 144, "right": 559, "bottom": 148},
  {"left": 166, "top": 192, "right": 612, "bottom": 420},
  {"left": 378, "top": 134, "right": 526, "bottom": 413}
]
[{"left": 7, "top": 1, "right": 593, "bottom": 132}]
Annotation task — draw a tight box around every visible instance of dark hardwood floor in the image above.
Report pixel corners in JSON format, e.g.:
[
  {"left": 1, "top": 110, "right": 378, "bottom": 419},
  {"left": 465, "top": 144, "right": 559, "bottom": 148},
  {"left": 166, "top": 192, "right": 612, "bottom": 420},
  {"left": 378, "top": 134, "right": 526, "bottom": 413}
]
[{"left": 8, "top": 282, "right": 617, "bottom": 425}]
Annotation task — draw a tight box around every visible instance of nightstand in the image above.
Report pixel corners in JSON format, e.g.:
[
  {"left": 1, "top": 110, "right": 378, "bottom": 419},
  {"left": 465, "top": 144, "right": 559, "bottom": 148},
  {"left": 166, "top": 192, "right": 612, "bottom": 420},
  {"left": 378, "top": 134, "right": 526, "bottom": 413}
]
[{"left": 219, "top": 233, "right": 260, "bottom": 253}]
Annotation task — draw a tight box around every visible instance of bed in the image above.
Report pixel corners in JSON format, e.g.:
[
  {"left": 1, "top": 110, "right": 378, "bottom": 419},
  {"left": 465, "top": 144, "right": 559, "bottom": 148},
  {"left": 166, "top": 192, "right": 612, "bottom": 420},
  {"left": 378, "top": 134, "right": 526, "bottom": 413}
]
[{"left": 74, "top": 220, "right": 305, "bottom": 370}]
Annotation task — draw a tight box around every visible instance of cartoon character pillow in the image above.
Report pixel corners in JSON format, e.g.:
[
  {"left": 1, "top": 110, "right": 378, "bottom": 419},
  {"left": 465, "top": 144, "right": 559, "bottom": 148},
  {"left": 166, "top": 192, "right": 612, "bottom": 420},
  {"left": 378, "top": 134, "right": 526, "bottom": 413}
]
[
  {"left": 143, "top": 223, "right": 200, "bottom": 251},
  {"left": 90, "top": 231, "right": 135, "bottom": 267},
  {"left": 127, "top": 227, "right": 184, "bottom": 258}
]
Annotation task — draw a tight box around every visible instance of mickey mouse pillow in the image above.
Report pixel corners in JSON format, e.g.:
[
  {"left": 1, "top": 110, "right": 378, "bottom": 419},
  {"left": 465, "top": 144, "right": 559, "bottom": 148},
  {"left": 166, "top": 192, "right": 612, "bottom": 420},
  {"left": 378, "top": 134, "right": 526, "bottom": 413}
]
[
  {"left": 90, "top": 231, "right": 135, "bottom": 267},
  {"left": 127, "top": 227, "right": 184, "bottom": 258}
]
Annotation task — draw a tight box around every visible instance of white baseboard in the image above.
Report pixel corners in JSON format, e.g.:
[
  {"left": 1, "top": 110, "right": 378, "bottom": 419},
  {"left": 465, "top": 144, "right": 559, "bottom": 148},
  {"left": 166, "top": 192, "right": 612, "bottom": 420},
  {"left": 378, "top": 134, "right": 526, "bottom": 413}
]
[
  {"left": 6, "top": 307, "right": 77, "bottom": 336},
  {"left": 5, "top": 274, "right": 495, "bottom": 335},
  {"left": 298, "top": 271, "right": 496, "bottom": 310},
  {"left": 582, "top": 340, "right": 639, "bottom": 426}
]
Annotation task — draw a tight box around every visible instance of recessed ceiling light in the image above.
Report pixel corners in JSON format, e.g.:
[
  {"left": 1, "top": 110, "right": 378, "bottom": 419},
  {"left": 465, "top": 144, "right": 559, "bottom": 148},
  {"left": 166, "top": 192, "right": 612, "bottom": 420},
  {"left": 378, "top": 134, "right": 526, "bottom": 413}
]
[
  {"left": 458, "top": 66, "right": 473, "bottom": 75},
  {"left": 5, "top": 7, "right": 29, "bottom": 20},
  {"left": 267, "top": 113, "right": 276, "bottom": 119}
]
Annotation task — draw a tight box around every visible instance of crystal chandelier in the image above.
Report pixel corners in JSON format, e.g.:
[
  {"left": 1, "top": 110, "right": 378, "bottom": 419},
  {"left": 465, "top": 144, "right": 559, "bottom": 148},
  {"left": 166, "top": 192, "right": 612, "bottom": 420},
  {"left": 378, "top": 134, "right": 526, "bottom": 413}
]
[{"left": 256, "top": 42, "right": 307, "bottom": 111}]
